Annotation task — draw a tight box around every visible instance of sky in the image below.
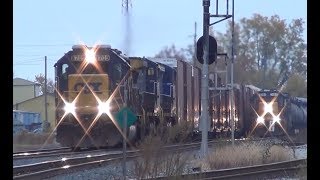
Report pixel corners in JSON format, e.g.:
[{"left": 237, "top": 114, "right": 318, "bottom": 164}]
[{"left": 13, "top": 0, "right": 307, "bottom": 81}]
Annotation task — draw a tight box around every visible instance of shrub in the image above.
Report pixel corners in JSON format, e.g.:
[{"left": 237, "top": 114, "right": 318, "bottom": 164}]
[
  {"left": 206, "top": 142, "right": 292, "bottom": 170},
  {"left": 132, "top": 122, "right": 192, "bottom": 179}
]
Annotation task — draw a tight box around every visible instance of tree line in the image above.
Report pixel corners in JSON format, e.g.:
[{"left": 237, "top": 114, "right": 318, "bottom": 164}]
[{"left": 154, "top": 14, "right": 307, "bottom": 98}]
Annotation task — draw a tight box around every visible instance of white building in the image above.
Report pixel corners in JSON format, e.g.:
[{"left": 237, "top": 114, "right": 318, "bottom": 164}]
[{"left": 13, "top": 78, "right": 41, "bottom": 105}]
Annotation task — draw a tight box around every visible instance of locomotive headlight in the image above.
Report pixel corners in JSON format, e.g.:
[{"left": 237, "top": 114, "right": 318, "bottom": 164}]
[
  {"left": 272, "top": 115, "right": 281, "bottom": 124},
  {"left": 256, "top": 116, "right": 265, "bottom": 125},
  {"left": 64, "top": 102, "right": 76, "bottom": 115},
  {"left": 264, "top": 103, "right": 273, "bottom": 114},
  {"left": 85, "top": 48, "right": 96, "bottom": 64},
  {"left": 98, "top": 101, "right": 111, "bottom": 114}
]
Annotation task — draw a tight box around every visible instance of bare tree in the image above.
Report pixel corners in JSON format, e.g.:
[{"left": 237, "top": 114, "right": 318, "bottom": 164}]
[
  {"left": 154, "top": 44, "right": 189, "bottom": 62},
  {"left": 215, "top": 14, "right": 306, "bottom": 96},
  {"left": 35, "top": 74, "right": 55, "bottom": 94}
]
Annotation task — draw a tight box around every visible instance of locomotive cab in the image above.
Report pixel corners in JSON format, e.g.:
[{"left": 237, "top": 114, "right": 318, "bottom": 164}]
[{"left": 250, "top": 89, "right": 289, "bottom": 137}]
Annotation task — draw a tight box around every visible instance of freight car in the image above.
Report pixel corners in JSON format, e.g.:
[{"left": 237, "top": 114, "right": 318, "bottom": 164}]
[{"left": 54, "top": 44, "right": 307, "bottom": 148}]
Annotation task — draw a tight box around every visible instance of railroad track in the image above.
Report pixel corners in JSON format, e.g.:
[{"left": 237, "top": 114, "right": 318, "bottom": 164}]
[
  {"left": 13, "top": 146, "right": 124, "bottom": 161},
  {"left": 13, "top": 147, "right": 72, "bottom": 160},
  {"left": 13, "top": 136, "right": 296, "bottom": 160},
  {"left": 13, "top": 138, "right": 305, "bottom": 179},
  {"left": 149, "top": 158, "right": 307, "bottom": 180},
  {"left": 13, "top": 137, "right": 303, "bottom": 168},
  {"left": 13, "top": 147, "right": 70, "bottom": 155},
  {"left": 11, "top": 139, "right": 225, "bottom": 161},
  {"left": 13, "top": 142, "right": 204, "bottom": 180}
]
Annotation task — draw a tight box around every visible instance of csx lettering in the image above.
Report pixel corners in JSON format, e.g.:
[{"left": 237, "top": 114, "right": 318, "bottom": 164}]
[{"left": 74, "top": 82, "right": 102, "bottom": 94}]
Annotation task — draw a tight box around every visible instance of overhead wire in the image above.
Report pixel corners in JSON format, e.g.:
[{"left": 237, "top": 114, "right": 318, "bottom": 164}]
[{"left": 14, "top": 43, "right": 74, "bottom": 47}]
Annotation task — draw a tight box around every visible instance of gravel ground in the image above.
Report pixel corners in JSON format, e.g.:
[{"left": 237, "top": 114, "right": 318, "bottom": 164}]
[
  {"left": 44, "top": 149, "right": 197, "bottom": 180},
  {"left": 289, "top": 144, "right": 307, "bottom": 159},
  {"left": 43, "top": 141, "right": 307, "bottom": 180}
]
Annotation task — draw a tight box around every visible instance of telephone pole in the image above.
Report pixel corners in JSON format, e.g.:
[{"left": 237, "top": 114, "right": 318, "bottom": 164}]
[
  {"left": 193, "top": 22, "right": 197, "bottom": 65},
  {"left": 122, "top": 80, "right": 128, "bottom": 179},
  {"left": 200, "top": 0, "right": 210, "bottom": 158},
  {"left": 122, "top": 0, "right": 132, "bottom": 56},
  {"left": 230, "top": 0, "right": 235, "bottom": 147},
  {"left": 199, "top": 0, "right": 236, "bottom": 157},
  {"left": 44, "top": 56, "right": 48, "bottom": 127}
]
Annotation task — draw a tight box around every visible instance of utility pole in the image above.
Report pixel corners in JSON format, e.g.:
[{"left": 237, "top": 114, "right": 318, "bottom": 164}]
[
  {"left": 230, "top": 0, "right": 235, "bottom": 147},
  {"left": 122, "top": 0, "right": 132, "bottom": 56},
  {"left": 193, "top": 22, "right": 197, "bottom": 65},
  {"left": 45, "top": 56, "right": 48, "bottom": 129},
  {"left": 121, "top": 1, "right": 131, "bottom": 179},
  {"left": 122, "top": 80, "right": 128, "bottom": 180},
  {"left": 199, "top": 0, "right": 235, "bottom": 155},
  {"left": 200, "top": 0, "right": 210, "bottom": 158}
]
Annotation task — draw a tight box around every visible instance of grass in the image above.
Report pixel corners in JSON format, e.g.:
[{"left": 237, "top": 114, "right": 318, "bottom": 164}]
[
  {"left": 204, "top": 141, "right": 292, "bottom": 170},
  {"left": 131, "top": 121, "right": 193, "bottom": 179},
  {"left": 129, "top": 117, "right": 299, "bottom": 179}
]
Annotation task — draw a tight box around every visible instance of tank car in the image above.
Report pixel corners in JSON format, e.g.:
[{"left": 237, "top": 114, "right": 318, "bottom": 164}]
[{"left": 285, "top": 97, "right": 307, "bottom": 135}]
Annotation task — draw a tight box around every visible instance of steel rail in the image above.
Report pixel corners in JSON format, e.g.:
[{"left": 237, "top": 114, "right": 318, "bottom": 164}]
[{"left": 148, "top": 159, "right": 307, "bottom": 180}]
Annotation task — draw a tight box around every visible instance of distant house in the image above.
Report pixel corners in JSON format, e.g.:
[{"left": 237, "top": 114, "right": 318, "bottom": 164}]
[
  {"left": 13, "top": 93, "right": 56, "bottom": 131},
  {"left": 13, "top": 78, "right": 41, "bottom": 105}
]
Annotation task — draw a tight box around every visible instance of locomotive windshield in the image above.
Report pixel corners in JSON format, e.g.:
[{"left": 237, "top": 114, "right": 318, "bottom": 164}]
[{"left": 258, "top": 91, "right": 278, "bottom": 102}]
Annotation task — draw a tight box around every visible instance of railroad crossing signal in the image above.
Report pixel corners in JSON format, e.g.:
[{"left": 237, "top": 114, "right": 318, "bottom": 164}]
[
  {"left": 115, "top": 107, "right": 137, "bottom": 128},
  {"left": 196, "top": 35, "right": 217, "bottom": 65}
]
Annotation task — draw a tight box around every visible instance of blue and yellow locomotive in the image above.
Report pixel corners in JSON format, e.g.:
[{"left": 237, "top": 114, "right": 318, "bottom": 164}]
[{"left": 54, "top": 45, "right": 179, "bottom": 148}]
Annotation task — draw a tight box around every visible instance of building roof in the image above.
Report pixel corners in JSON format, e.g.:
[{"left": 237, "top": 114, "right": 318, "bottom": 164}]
[
  {"left": 13, "top": 78, "right": 41, "bottom": 86},
  {"left": 13, "top": 93, "right": 55, "bottom": 106},
  {"left": 13, "top": 110, "right": 40, "bottom": 114}
]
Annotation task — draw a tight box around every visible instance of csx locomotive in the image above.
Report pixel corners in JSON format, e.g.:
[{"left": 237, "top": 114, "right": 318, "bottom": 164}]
[
  {"left": 54, "top": 44, "right": 180, "bottom": 148},
  {"left": 54, "top": 44, "right": 307, "bottom": 148}
]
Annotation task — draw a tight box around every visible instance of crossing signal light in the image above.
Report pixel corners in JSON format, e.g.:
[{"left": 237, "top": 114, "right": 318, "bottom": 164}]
[{"left": 196, "top": 35, "right": 217, "bottom": 65}]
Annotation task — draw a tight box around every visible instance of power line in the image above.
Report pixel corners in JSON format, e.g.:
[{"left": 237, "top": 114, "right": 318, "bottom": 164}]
[
  {"left": 14, "top": 54, "right": 62, "bottom": 57},
  {"left": 14, "top": 58, "right": 43, "bottom": 62},
  {"left": 14, "top": 59, "right": 57, "bottom": 65},
  {"left": 15, "top": 59, "right": 57, "bottom": 63},
  {"left": 14, "top": 44, "right": 74, "bottom": 47},
  {"left": 14, "top": 64, "right": 41, "bottom": 66}
]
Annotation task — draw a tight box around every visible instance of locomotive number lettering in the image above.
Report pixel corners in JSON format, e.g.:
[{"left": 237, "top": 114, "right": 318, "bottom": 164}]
[
  {"left": 74, "top": 82, "right": 102, "bottom": 94},
  {"left": 96, "top": 55, "right": 110, "bottom": 61},
  {"left": 71, "top": 55, "right": 85, "bottom": 61},
  {"left": 71, "top": 54, "right": 110, "bottom": 61}
]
